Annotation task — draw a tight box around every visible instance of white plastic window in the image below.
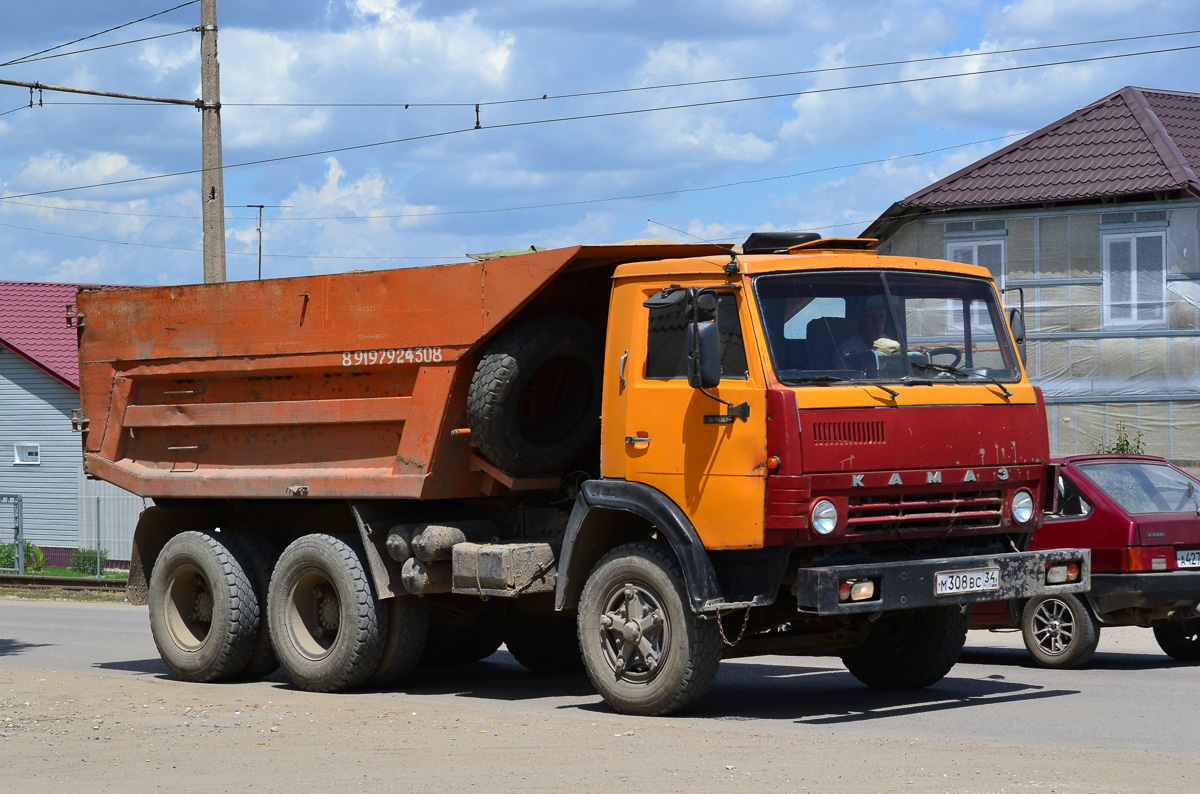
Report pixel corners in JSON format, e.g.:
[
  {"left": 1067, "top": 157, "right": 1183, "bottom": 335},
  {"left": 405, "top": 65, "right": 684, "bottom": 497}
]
[
  {"left": 946, "top": 240, "right": 1005, "bottom": 331},
  {"left": 13, "top": 443, "right": 40, "bottom": 465},
  {"left": 946, "top": 240, "right": 1006, "bottom": 287},
  {"left": 1103, "top": 232, "right": 1165, "bottom": 326}
]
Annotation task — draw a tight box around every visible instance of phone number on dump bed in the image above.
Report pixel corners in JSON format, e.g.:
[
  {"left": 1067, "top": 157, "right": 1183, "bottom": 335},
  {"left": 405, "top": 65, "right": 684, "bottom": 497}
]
[{"left": 342, "top": 348, "right": 443, "bottom": 366}]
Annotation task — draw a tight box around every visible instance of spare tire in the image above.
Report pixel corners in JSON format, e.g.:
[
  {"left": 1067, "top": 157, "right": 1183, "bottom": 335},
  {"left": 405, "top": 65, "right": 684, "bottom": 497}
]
[{"left": 467, "top": 314, "right": 603, "bottom": 476}]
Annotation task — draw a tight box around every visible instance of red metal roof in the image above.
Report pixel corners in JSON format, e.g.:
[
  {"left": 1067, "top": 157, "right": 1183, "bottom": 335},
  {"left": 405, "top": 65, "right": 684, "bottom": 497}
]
[
  {"left": 864, "top": 87, "right": 1200, "bottom": 235},
  {"left": 0, "top": 281, "right": 109, "bottom": 390}
]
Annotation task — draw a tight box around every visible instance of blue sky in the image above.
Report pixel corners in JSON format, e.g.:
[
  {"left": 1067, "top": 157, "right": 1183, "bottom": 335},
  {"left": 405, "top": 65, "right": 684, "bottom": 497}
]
[{"left": 2, "top": 0, "right": 1199, "bottom": 285}]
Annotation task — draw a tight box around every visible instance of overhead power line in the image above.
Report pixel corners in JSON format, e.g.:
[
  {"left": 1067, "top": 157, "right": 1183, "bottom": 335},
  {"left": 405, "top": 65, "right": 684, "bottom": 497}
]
[
  {"left": 5, "top": 29, "right": 196, "bottom": 67},
  {"left": 217, "top": 28, "right": 1200, "bottom": 110},
  {"left": 1, "top": 39, "right": 1195, "bottom": 204},
  {"left": 0, "top": 1, "right": 199, "bottom": 68},
  {"left": 0, "top": 220, "right": 452, "bottom": 260},
  {"left": 28, "top": 28, "right": 1200, "bottom": 111},
  {"left": 0, "top": 130, "right": 1032, "bottom": 222}
]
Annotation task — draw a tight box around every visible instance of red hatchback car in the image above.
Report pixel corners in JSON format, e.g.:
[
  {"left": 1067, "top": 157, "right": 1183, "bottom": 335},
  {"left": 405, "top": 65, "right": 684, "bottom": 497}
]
[{"left": 971, "top": 454, "right": 1200, "bottom": 667}]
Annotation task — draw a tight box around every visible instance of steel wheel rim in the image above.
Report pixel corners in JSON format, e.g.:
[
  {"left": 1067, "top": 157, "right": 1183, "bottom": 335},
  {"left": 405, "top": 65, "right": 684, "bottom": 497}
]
[
  {"left": 1032, "top": 598, "right": 1075, "bottom": 656},
  {"left": 164, "top": 563, "right": 211, "bottom": 651},
  {"left": 596, "top": 579, "right": 671, "bottom": 683},
  {"left": 286, "top": 568, "right": 341, "bottom": 661}
]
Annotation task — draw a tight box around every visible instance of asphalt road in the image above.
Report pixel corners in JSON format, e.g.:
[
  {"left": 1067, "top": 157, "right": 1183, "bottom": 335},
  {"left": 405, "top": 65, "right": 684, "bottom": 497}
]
[
  {"left": 2, "top": 597, "right": 1198, "bottom": 748},
  {"left": 2, "top": 597, "right": 1198, "bottom": 792}
]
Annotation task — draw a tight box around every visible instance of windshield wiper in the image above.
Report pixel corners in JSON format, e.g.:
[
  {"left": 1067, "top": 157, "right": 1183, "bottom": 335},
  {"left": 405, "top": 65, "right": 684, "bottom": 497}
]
[{"left": 911, "top": 362, "right": 1012, "bottom": 398}]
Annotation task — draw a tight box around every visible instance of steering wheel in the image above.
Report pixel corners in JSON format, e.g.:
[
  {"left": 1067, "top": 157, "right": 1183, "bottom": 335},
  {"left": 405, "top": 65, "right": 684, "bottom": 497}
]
[{"left": 925, "top": 346, "right": 962, "bottom": 368}]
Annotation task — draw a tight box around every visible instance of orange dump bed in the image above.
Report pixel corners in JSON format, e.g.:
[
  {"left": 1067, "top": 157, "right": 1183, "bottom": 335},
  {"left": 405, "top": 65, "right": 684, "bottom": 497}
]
[{"left": 76, "top": 243, "right": 710, "bottom": 501}]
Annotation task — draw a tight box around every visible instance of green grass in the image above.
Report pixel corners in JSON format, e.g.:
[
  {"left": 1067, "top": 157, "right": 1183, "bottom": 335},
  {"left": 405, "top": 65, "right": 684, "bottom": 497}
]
[{"left": 0, "top": 567, "right": 128, "bottom": 580}]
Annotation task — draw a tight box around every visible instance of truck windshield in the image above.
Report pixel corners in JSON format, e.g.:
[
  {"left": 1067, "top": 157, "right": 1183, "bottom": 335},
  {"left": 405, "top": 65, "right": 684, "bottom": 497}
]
[{"left": 754, "top": 270, "right": 1020, "bottom": 385}]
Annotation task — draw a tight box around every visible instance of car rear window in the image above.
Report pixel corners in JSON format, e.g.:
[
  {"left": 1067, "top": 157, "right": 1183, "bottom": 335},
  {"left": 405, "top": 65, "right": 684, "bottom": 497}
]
[{"left": 1076, "top": 461, "right": 1200, "bottom": 515}]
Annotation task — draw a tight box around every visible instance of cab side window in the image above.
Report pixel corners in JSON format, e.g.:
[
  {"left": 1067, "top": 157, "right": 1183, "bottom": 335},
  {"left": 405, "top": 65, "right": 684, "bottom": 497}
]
[
  {"left": 645, "top": 293, "right": 748, "bottom": 380},
  {"left": 1054, "top": 475, "right": 1092, "bottom": 518}
]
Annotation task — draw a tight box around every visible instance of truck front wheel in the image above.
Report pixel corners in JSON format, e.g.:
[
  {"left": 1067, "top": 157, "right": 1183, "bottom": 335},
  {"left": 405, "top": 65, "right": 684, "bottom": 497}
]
[
  {"left": 1152, "top": 617, "right": 1200, "bottom": 662},
  {"left": 577, "top": 542, "right": 721, "bottom": 716},
  {"left": 267, "top": 534, "right": 386, "bottom": 692},
  {"left": 841, "top": 606, "right": 968, "bottom": 689},
  {"left": 1021, "top": 594, "right": 1100, "bottom": 669},
  {"left": 147, "top": 530, "right": 259, "bottom": 683}
]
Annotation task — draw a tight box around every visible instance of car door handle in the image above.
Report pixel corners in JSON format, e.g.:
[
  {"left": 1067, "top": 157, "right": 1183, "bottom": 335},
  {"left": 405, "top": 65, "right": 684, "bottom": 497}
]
[{"left": 625, "top": 435, "right": 651, "bottom": 446}]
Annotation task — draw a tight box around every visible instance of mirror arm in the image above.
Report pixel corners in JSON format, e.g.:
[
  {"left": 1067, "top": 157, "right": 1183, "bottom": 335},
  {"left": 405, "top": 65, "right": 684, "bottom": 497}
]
[{"left": 700, "top": 388, "right": 750, "bottom": 424}]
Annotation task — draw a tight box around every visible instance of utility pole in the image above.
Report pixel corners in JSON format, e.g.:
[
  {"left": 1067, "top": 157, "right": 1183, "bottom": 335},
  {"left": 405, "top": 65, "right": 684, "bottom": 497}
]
[
  {"left": 242, "top": 204, "right": 290, "bottom": 279},
  {"left": 200, "top": 0, "right": 226, "bottom": 283}
]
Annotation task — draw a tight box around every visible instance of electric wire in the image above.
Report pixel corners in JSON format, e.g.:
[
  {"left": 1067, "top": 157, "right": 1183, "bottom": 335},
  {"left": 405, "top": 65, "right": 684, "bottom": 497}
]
[
  {"left": 217, "top": 28, "right": 1200, "bottom": 110},
  {"left": 0, "top": 221, "right": 452, "bottom": 260},
  {"left": 0, "top": 104, "right": 28, "bottom": 117},
  {"left": 0, "top": 1, "right": 199, "bottom": 68},
  {"left": 24, "top": 28, "right": 1200, "bottom": 111},
  {"left": 4, "top": 29, "right": 196, "bottom": 67},
  {"left": 1, "top": 41, "right": 1193, "bottom": 203},
  {"left": 0, "top": 130, "right": 1031, "bottom": 222}
]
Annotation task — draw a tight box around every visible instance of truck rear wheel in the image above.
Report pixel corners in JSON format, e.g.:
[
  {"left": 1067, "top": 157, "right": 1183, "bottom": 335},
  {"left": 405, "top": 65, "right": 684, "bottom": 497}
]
[
  {"left": 1152, "top": 617, "right": 1200, "bottom": 661},
  {"left": 220, "top": 532, "right": 281, "bottom": 680},
  {"left": 841, "top": 606, "right": 967, "bottom": 689},
  {"left": 1021, "top": 594, "right": 1099, "bottom": 669},
  {"left": 148, "top": 530, "right": 259, "bottom": 683},
  {"left": 467, "top": 314, "right": 603, "bottom": 477},
  {"left": 367, "top": 594, "right": 429, "bottom": 687},
  {"left": 267, "top": 534, "right": 385, "bottom": 692},
  {"left": 577, "top": 542, "right": 721, "bottom": 716}
]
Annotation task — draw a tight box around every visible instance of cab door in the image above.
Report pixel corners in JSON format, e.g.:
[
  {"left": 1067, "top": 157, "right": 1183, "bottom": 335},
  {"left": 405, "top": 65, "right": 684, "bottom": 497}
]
[{"left": 620, "top": 285, "right": 767, "bottom": 549}]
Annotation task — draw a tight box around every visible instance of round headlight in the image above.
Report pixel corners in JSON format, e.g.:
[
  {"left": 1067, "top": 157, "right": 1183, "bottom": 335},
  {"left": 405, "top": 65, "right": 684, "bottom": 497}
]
[
  {"left": 1012, "top": 489, "right": 1035, "bottom": 524},
  {"left": 811, "top": 499, "right": 838, "bottom": 535}
]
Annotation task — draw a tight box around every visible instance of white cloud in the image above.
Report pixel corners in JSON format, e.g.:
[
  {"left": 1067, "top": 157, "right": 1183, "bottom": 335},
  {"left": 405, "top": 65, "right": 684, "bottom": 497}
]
[
  {"left": 51, "top": 255, "right": 101, "bottom": 281},
  {"left": 14, "top": 152, "right": 153, "bottom": 193}
]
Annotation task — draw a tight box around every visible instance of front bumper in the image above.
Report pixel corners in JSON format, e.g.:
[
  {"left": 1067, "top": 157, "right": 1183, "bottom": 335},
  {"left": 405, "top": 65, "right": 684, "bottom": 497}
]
[
  {"left": 1088, "top": 571, "right": 1200, "bottom": 616},
  {"left": 794, "top": 548, "right": 1090, "bottom": 615}
]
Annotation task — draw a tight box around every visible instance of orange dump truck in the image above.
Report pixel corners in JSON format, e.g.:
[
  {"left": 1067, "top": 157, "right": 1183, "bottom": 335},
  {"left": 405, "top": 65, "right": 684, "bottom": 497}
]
[{"left": 75, "top": 234, "right": 1089, "bottom": 715}]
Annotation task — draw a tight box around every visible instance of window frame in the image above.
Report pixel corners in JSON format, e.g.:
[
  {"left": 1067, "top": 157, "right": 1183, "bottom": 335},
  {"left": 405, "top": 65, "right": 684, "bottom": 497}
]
[
  {"left": 643, "top": 291, "right": 749, "bottom": 382},
  {"left": 13, "top": 442, "right": 41, "bottom": 466},
  {"left": 945, "top": 238, "right": 1007, "bottom": 289},
  {"left": 1101, "top": 230, "right": 1167, "bottom": 328}
]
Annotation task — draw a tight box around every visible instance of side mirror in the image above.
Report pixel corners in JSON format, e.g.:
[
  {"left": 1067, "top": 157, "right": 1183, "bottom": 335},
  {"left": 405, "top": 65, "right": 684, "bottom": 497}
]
[
  {"left": 1008, "top": 307, "right": 1026, "bottom": 366},
  {"left": 1008, "top": 308, "right": 1025, "bottom": 345},
  {"left": 686, "top": 288, "right": 721, "bottom": 389}
]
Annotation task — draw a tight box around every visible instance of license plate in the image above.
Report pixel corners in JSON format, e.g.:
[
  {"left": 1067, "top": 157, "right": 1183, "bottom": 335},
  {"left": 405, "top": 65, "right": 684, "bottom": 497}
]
[
  {"left": 1178, "top": 550, "right": 1200, "bottom": 569},
  {"left": 935, "top": 567, "right": 1000, "bottom": 596}
]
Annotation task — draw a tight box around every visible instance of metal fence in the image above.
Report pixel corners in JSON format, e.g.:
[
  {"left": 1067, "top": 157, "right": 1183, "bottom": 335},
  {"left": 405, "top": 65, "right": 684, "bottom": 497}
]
[
  {"left": 1, "top": 494, "right": 24, "bottom": 575},
  {"left": 76, "top": 492, "right": 146, "bottom": 574}
]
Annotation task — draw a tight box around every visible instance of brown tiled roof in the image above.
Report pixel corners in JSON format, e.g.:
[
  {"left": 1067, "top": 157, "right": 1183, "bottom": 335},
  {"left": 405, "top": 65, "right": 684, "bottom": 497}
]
[{"left": 864, "top": 87, "right": 1200, "bottom": 235}]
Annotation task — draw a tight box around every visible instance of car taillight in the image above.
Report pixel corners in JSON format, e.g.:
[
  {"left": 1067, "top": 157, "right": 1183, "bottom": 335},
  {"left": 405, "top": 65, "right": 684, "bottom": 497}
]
[{"left": 1122, "top": 547, "right": 1172, "bottom": 572}]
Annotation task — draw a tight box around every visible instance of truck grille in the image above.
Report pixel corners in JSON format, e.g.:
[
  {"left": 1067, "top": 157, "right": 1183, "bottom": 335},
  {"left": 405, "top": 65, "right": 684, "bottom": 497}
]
[
  {"left": 811, "top": 421, "right": 885, "bottom": 445},
  {"left": 846, "top": 489, "right": 1003, "bottom": 534}
]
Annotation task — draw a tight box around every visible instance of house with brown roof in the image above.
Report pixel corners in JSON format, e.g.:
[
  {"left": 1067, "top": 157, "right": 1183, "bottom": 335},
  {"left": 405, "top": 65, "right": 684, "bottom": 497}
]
[
  {"left": 0, "top": 281, "right": 143, "bottom": 571},
  {"left": 864, "top": 86, "right": 1200, "bottom": 466}
]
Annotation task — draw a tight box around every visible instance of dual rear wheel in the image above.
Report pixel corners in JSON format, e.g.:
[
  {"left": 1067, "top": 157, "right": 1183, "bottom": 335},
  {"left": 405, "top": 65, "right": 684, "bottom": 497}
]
[{"left": 148, "top": 531, "right": 427, "bottom": 692}]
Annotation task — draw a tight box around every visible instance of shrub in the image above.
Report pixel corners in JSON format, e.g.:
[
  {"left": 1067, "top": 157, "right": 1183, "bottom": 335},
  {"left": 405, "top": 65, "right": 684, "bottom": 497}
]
[
  {"left": 1094, "top": 422, "right": 1145, "bottom": 455},
  {"left": 70, "top": 547, "right": 109, "bottom": 575},
  {"left": 0, "top": 541, "right": 45, "bottom": 572}
]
